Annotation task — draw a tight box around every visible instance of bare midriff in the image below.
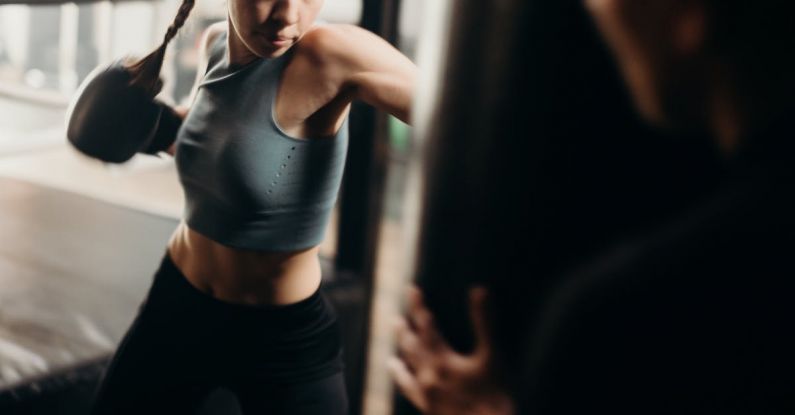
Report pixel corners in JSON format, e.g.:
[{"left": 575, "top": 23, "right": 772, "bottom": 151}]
[{"left": 166, "top": 220, "right": 322, "bottom": 306}]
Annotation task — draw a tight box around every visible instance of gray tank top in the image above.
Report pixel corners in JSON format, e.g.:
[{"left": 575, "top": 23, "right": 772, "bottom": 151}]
[{"left": 175, "top": 32, "right": 349, "bottom": 251}]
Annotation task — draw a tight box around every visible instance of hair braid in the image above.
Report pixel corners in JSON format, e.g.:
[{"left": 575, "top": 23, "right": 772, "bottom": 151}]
[{"left": 126, "top": 0, "right": 195, "bottom": 96}]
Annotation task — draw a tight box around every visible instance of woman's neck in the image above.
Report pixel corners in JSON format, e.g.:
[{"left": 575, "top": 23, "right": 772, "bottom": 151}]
[
  {"left": 709, "top": 87, "right": 744, "bottom": 156},
  {"left": 226, "top": 18, "right": 260, "bottom": 67},
  {"left": 708, "top": 62, "right": 795, "bottom": 155}
]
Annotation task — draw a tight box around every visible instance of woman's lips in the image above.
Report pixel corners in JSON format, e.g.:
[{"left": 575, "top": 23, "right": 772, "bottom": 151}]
[{"left": 265, "top": 34, "right": 292, "bottom": 48}]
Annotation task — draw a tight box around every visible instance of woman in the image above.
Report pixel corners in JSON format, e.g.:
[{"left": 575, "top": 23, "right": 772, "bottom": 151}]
[{"left": 88, "top": 0, "right": 416, "bottom": 413}]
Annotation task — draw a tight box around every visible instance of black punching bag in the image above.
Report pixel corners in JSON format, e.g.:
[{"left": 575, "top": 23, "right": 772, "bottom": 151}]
[{"left": 396, "top": 0, "right": 719, "bottom": 412}]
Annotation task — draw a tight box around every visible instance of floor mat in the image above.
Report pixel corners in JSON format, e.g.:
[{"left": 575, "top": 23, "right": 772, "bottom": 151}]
[{"left": 0, "top": 177, "right": 179, "bottom": 390}]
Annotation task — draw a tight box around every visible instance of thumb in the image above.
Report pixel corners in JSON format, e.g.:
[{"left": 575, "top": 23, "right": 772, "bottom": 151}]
[{"left": 468, "top": 286, "right": 493, "bottom": 360}]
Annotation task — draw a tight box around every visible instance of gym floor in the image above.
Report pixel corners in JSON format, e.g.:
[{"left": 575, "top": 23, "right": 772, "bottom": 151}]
[{"left": 0, "top": 95, "right": 407, "bottom": 414}]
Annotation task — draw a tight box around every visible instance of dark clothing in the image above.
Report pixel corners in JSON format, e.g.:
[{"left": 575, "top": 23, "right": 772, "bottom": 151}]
[
  {"left": 522, "top": 125, "right": 795, "bottom": 414},
  {"left": 90, "top": 253, "right": 347, "bottom": 415}
]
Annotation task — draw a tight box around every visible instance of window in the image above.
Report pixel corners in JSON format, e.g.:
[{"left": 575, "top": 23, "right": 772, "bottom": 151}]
[{"left": 0, "top": 0, "right": 362, "bottom": 104}]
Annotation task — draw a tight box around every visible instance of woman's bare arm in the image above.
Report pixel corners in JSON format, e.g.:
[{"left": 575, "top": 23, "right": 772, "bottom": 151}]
[{"left": 300, "top": 24, "right": 418, "bottom": 124}]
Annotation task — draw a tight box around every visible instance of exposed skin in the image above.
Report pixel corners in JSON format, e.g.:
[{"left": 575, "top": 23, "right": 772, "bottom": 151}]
[
  {"left": 392, "top": 0, "right": 792, "bottom": 414},
  {"left": 583, "top": 1, "right": 708, "bottom": 126},
  {"left": 391, "top": 287, "right": 515, "bottom": 415},
  {"left": 166, "top": 0, "right": 417, "bottom": 306},
  {"left": 584, "top": 0, "right": 746, "bottom": 153}
]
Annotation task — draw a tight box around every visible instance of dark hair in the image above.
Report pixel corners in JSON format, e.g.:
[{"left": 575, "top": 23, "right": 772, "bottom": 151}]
[
  {"left": 708, "top": 1, "right": 795, "bottom": 66},
  {"left": 126, "top": 0, "right": 195, "bottom": 96},
  {"left": 704, "top": 0, "right": 795, "bottom": 105}
]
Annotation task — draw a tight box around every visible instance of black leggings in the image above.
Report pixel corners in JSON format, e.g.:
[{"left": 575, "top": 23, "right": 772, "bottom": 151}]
[{"left": 90, "top": 253, "right": 348, "bottom": 415}]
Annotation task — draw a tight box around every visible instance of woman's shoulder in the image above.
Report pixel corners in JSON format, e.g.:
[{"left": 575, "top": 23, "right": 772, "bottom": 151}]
[
  {"left": 202, "top": 21, "right": 228, "bottom": 53},
  {"left": 295, "top": 23, "right": 385, "bottom": 67}
]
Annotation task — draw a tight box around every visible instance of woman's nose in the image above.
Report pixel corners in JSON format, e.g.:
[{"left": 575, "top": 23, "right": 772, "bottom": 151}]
[{"left": 271, "top": 0, "right": 300, "bottom": 26}]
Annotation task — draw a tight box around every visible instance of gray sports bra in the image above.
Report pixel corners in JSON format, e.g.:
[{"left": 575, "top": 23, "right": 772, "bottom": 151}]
[{"left": 175, "top": 32, "right": 349, "bottom": 251}]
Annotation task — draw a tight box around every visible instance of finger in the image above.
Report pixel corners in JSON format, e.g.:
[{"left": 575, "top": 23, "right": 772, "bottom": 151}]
[
  {"left": 407, "top": 286, "right": 432, "bottom": 329},
  {"left": 387, "top": 356, "right": 428, "bottom": 412},
  {"left": 407, "top": 286, "right": 444, "bottom": 347},
  {"left": 394, "top": 316, "right": 423, "bottom": 370},
  {"left": 469, "top": 286, "right": 494, "bottom": 359}
]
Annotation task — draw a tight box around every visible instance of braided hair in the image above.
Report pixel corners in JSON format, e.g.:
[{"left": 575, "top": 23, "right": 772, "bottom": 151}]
[{"left": 126, "top": 0, "right": 195, "bottom": 96}]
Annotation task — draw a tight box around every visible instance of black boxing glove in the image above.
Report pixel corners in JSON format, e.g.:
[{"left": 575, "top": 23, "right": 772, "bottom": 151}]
[
  {"left": 139, "top": 101, "right": 182, "bottom": 155},
  {"left": 66, "top": 60, "right": 182, "bottom": 163}
]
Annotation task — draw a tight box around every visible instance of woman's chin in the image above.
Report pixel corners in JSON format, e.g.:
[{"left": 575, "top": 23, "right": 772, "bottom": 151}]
[{"left": 253, "top": 43, "right": 291, "bottom": 58}]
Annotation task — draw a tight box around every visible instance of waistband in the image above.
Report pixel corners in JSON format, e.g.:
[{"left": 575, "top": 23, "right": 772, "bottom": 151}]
[
  {"left": 139, "top": 252, "right": 345, "bottom": 383},
  {"left": 143, "top": 252, "right": 336, "bottom": 333}
]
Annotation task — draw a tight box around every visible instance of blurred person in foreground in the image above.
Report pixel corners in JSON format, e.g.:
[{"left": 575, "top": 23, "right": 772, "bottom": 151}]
[{"left": 391, "top": 0, "right": 795, "bottom": 413}]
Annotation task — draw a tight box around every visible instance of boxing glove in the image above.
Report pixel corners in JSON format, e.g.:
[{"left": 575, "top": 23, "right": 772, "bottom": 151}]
[
  {"left": 139, "top": 102, "right": 182, "bottom": 155},
  {"left": 66, "top": 60, "right": 182, "bottom": 163}
]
